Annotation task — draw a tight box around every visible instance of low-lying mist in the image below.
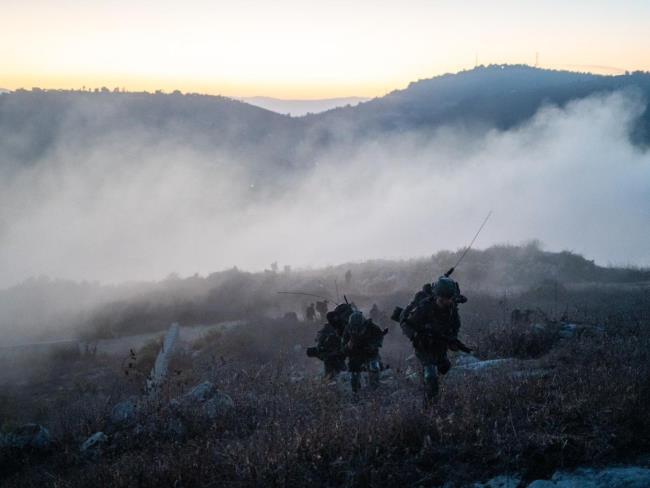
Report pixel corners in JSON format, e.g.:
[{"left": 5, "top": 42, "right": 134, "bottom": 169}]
[{"left": 1, "top": 91, "right": 649, "bottom": 289}]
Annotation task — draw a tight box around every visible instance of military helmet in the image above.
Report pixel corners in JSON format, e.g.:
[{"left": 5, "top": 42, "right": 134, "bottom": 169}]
[
  {"left": 346, "top": 310, "right": 366, "bottom": 336},
  {"left": 434, "top": 276, "right": 457, "bottom": 299},
  {"left": 348, "top": 311, "right": 365, "bottom": 327},
  {"left": 422, "top": 283, "right": 433, "bottom": 294},
  {"left": 334, "top": 303, "right": 355, "bottom": 321}
]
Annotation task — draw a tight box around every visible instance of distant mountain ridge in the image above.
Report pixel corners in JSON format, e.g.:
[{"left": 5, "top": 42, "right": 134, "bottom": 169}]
[
  {"left": 241, "top": 96, "right": 369, "bottom": 116},
  {"left": 2, "top": 65, "right": 650, "bottom": 173},
  {"left": 305, "top": 65, "right": 650, "bottom": 144}
]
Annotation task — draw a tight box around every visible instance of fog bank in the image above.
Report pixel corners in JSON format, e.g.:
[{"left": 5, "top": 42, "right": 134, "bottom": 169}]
[{"left": 1, "top": 91, "right": 649, "bottom": 288}]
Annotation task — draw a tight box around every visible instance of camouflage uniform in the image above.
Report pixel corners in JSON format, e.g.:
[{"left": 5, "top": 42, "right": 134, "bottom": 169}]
[
  {"left": 369, "top": 303, "right": 381, "bottom": 323},
  {"left": 315, "top": 300, "right": 329, "bottom": 321},
  {"left": 305, "top": 303, "right": 316, "bottom": 322},
  {"left": 401, "top": 278, "right": 462, "bottom": 401},
  {"left": 309, "top": 304, "right": 354, "bottom": 379},
  {"left": 314, "top": 320, "right": 346, "bottom": 378},
  {"left": 343, "top": 312, "right": 385, "bottom": 392}
]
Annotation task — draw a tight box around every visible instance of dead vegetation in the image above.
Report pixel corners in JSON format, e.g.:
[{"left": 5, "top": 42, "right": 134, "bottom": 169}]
[
  {"left": 1, "top": 283, "right": 649, "bottom": 487},
  {"left": 2, "top": 245, "right": 650, "bottom": 486}
]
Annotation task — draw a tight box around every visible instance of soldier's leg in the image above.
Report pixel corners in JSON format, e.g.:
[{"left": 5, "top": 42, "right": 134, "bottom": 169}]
[
  {"left": 436, "top": 355, "right": 451, "bottom": 375},
  {"left": 423, "top": 364, "right": 439, "bottom": 400},
  {"left": 335, "top": 356, "right": 347, "bottom": 373},
  {"left": 323, "top": 359, "right": 337, "bottom": 379},
  {"left": 433, "top": 343, "right": 451, "bottom": 376},
  {"left": 348, "top": 356, "right": 363, "bottom": 393},
  {"left": 367, "top": 356, "right": 381, "bottom": 390},
  {"left": 325, "top": 357, "right": 346, "bottom": 379},
  {"left": 415, "top": 349, "right": 439, "bottom": 401}
]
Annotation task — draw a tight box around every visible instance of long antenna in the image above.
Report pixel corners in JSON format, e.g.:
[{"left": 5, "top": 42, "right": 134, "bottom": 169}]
[{"left": 444, "top": 211, "right": 492, "bottom": 277}]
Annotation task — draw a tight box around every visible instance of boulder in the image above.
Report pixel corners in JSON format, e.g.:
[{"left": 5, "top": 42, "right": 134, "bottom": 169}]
[
  {"left": 80, "top": 432, "right": 108, "bottom": 454},
  {"left": 289, "top": 373, "right": 305, "bottom": 383},
  {"left": 527, "top": 466, "right": 650, "bottom": 488},
  {"left": 455, "top": 354, "right": 481, "bottom": 367},
  {"left": 185, "top": 381, "right": 216, "bottom": 402},
  {"left": 174, "top": 381, "right": 234, "bottom": 420},
  {"left": 4, "top": 424, "right": 52, "bottom": 450},
  {"left": 473, "top": 475, "right": 521, "bottom": 488},
  {"left": 458, "top": 358, "right": 516, "bottom": 372},
  {"left": 406, "top": 372, "right": 420, "bottom": 383},
  {"left": 559, "top": 323, "right": 578, "bottom": 339},
  {"left": 203, "top": 393, "right": 235, "bottom": 419},
  {"left": 110, "top": 398, "right": 137, "bottom": 426}
]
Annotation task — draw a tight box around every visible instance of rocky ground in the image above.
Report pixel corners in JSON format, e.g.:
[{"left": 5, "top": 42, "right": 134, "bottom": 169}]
[{"left": 1, "top": 311, "right": 649, "bottom": 487}]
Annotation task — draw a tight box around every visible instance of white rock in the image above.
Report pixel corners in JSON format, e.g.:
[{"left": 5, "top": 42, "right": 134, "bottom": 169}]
[
  {"left": 559, "top": 323, "right": 578, "bottom": 339},
  {"left": 289, "top": 373, "right": 305, "bottom": 383},
  {"left": 110, "top": 399, "right": 137, "bottom": 425},
  {"left": 203, "top": 393, "right": 235, "bottom": 419},
  {"left": 5, "top": 424, "right": 52, "bottom": 450},
  {"left": 527, "top": 466, "right": 650, "bottom": 488},
  {"left": 80, "top": 432, "right": 108, "bottom": 452},
  {"left": 406, "top": 372, "right": 420, "bottom": 383},
  {"left": 473, "top": 475, "right": 521, "bottom": 488},
  {"left": 185, "top": 381, "right": 216, "bottom": 402},
  {"left": 146, "top": 322, "right": 180, "bottom": 394},
  {"left": 455, "top": 354, "right": 481, "bottom": 367},
  {"left": 460, "top": 358, "right": 515, "bottom": 371}
]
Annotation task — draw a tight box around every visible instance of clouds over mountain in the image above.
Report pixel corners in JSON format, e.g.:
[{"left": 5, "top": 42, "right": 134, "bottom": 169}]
[{"left": 0, "top": 66, "right": 649, "bottom": 287}]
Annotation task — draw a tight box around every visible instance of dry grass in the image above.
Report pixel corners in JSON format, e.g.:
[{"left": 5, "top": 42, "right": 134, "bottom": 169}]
[{"left": 2, "top": 308, "right": 649, "bottom": 487}]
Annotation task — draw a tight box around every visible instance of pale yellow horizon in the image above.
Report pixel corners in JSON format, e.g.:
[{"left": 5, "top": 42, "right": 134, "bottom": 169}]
[{"left": 2, "top": 0, "right": 649, "bottom": 99}]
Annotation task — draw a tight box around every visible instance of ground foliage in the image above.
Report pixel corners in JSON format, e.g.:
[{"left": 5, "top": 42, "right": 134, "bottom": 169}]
[{"left": 1, "top": 284, "right": 650, "bottom": 487}]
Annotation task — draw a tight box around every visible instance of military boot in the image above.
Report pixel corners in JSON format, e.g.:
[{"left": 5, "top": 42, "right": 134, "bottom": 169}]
[{"left": 368, "top": 359, "right": 381, "bottom": 390}]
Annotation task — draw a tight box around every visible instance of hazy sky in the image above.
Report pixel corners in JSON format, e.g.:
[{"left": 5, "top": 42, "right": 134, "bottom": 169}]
[{"left": 2, "top": 0, "right": 650, "bottom": 98}]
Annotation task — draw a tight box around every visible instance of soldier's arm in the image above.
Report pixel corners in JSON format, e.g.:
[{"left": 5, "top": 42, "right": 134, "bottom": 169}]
[
  {"left": 400, "top": 320, "right": 418, "bottom": 340},
  {"left": 316, "top": 325, "right": 333, "bottom": 350},
  {"left": 449, "top": 306, "right": 461, "bottom": 338},
  {"left": 367, "top": 321, "right": 385, "bottom": 348},
  {"left": 341, "top": 325, "right": 352, "bottom": 348},
  {"left": 315, "top": 327, "right": 325, "bottom": 345}
]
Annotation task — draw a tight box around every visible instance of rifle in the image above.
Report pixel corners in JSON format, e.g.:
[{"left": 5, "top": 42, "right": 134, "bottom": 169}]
[
  {"left": 444, "top": 336, "right": 473, "bottom": 353},
  {"left": 413, "top": 331, "right": 473, "bottom": 353},
  {"left": 390, "top": 310, "right": 472, "bottom": 352}
]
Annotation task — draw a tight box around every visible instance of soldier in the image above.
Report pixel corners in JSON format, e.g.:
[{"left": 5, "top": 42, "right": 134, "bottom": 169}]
[
  {"left": 343, "top": 311, "right": 386, "bottom": 393},
  {"left": 400, "top": 276, "right": 468, "bottom": 403},
  {"left": 307, "top": 303, "right": 355, "bottom": 379},
  {"left": 315, "top": 300, "right": 329, "bottom": 321},
  {"left": 305, "top": 303, "right": 316, "bottom": 322},
  {"left": 369, "top": 303, "right": 381, "bottom": 323}
]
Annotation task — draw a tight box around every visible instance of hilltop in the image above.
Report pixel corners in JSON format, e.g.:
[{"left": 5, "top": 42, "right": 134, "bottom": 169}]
[
  {"left": 1, "top": 243, "right": 648, "bottom": 343},
  {"left": 306, "top": 65, "right": 650, "bottom": 144},
  {"left": 3, "top": 65, "right": 650, "bottom": 172}
]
